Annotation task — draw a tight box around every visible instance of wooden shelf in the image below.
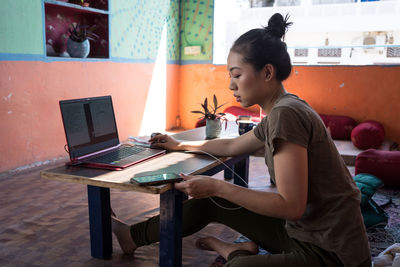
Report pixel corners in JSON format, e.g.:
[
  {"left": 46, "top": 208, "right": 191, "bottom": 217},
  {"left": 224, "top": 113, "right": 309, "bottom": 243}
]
[
  {"left": 44, "top": 0, "right": 109, "bottom": 15},
  {"left": 44, "top": 0, "right": 109, "bottom": 59}
]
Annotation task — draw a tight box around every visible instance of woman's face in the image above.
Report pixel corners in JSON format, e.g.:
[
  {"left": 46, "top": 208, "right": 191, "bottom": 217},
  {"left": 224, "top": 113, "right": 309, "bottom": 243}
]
[{"left": 227, "top": 51, "right": 267, "bottom": 108}]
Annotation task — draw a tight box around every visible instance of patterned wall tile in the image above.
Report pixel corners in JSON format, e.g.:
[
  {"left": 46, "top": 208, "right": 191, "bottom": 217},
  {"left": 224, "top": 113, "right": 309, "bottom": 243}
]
[
  {"left": 180, "top": 0, "right": 214, "bottom": 61},
  {"left": 111, "top": 0, "right": 213, "bottom": 62},
  {"left": 111, "top": 0, "right": 172, "bottom": 60}
]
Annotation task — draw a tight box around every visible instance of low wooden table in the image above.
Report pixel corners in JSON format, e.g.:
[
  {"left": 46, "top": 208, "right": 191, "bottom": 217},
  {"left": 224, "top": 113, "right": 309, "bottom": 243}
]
[{"left": 41, "top": 123, "right": 249, "bottom": 267}]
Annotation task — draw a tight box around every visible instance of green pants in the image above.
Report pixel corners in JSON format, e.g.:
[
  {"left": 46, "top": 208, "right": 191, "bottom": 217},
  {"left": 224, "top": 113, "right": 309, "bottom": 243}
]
[{"left": 130, "top": 197, "right": 370, "bottom": 267}]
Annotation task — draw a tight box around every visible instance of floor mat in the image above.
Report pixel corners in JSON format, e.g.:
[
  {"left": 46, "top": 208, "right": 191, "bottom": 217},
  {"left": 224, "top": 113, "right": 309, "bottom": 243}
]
[{"left": 368, "top": 187, "right": 400, "bottom": 257}]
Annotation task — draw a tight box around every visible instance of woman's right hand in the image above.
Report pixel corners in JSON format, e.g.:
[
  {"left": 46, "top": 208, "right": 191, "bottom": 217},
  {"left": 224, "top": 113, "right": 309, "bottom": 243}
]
[{"left": 148, "top": 134, "right": 181, "bottom": 151}]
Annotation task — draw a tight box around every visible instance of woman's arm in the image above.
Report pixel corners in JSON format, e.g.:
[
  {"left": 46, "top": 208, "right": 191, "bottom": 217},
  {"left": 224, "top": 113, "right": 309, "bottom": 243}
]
[
  {"left": 175, "top": 139, "right": 308, "bottom": 221},
  {"left": 149, "top": 130, "right": 264, "bottom": 157}
]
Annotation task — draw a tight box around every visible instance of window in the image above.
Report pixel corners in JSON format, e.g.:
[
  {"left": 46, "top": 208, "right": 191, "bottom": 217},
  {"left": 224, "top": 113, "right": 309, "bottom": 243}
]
[{"left": 214, "top": 0, "right": 400, "bottom": 65}]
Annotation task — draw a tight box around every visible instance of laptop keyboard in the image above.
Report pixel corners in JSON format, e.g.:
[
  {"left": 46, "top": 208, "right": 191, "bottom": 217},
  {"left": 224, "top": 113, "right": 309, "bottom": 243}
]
[{"left": 89, "top": 146, "right": 146, "bottom": 164}]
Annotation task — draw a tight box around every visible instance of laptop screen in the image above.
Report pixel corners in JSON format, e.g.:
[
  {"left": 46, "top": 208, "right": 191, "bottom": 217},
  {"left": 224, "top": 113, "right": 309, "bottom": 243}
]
[{"left": 59, "top": 96, "right": 119, "bottom": 159}]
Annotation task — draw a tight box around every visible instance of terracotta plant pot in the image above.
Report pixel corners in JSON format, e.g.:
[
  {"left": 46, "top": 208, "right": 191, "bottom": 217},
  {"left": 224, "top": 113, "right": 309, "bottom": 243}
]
[{"left": 205, "top": 119, "right": 222, "bottom": 139}]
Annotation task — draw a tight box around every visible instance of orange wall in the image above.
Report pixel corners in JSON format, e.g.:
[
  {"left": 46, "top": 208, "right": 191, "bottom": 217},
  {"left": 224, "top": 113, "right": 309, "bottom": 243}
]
[
  {"left": 0, "top": 61, "right": 158, "bottom": 172},
  {"left": 1, "top": 61, "right": 399, "bottom": 172},
  {"left": 166, "top": 64, "right": 180, "bottom": 129},
  {"left": 179, "top": 64, "right": 400, "bottom": 143}
]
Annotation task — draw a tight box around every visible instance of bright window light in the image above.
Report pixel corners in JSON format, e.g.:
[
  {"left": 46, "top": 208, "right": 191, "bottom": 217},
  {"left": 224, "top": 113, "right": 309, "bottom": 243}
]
[
  {"left": 214, "top": 0, "right": 400, "bottom": 65},
  {"left": 140, "top": 23, "right": 167, "bottom": 135}
]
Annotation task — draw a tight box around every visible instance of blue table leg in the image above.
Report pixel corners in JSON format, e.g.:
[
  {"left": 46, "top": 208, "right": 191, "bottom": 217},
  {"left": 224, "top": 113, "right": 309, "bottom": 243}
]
[
  {"left": 233, "top": 155, "right": 249, "bottom": 188},
  {"left": 87, "top": 185, "right": 112, "bottom": 259},
  {"left": 159, "top": 188, "right": 183, "bottom": 267}
]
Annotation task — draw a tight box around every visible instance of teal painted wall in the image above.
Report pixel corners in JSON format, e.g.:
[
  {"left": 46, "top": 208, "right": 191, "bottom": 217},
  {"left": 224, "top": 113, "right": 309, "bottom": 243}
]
[
  {"left": 0, "top": 0, "right": 214, "bottom": 62},
  {"left": 111, "top": 0, "right": 180, "bottom": 61},
  {"left": 110, "top": 0, "right": 214, "bottom": 62},
  {"left": 180, "top": 0, "right": 214, "bottom": 61},
  {"left": 0, "top": 0, "right": 43, "bottom": 55},
  {"left": 167, "top": 0, "right": 181, "bottom": 62}
]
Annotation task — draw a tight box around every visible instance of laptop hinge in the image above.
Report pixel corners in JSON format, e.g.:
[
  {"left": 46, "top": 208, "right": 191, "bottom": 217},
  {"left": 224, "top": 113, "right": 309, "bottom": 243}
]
[{"left": 73, "top": 144, "right": 122, "bottom": 162}]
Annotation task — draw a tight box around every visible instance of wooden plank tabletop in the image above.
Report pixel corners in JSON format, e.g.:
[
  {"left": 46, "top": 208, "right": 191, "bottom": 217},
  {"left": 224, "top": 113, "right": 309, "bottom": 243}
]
[
  {"left": 41, "top": 152, "right": 230, "bottom": 194},
  {"left": 41, "top": 123, "right": 241, "bottom": 194}
]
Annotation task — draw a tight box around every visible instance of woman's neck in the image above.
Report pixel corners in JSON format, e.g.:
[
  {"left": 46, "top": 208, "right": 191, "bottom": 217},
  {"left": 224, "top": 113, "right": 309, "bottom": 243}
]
[{"left": 260, "top": 84, "right": 287, "bottom": 115}]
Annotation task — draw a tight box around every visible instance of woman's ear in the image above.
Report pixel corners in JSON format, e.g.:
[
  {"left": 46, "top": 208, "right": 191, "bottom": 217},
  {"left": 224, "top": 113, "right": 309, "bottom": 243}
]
[{"left": 264, "top": 64, "right": 275, "bottom": 82}]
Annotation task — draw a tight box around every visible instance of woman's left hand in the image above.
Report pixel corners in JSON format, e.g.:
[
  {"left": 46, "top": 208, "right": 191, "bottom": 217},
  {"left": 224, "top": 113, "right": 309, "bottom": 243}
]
[{"left": 174, "top": 173, "right": 219, "bottom": 198}]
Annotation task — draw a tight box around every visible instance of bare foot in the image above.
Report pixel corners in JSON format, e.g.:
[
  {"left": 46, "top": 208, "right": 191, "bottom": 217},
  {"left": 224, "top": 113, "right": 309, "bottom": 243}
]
[
  {"left": 111, "top": 216, "right": 137, "bottom": 254},
  {"left": 195, "top": 236, "right": 258, "bottom": 260}
]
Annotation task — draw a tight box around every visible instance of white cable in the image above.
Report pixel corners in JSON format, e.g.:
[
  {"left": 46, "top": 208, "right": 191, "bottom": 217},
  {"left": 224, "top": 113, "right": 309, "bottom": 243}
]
[
  {"left": 184, "top": 150, "right": 249, "bottom": 187},
  {"left": 184, "top": 150, "right": 249, "bottom": 211},
  {"left": 208, "top": 195, "right": 242, "bottom": 211}
]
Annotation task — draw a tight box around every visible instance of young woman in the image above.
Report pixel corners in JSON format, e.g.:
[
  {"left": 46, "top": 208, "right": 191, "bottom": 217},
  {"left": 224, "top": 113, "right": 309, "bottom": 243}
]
[{"left": 112, "top": 13, "right": 371, "bottom": 267}]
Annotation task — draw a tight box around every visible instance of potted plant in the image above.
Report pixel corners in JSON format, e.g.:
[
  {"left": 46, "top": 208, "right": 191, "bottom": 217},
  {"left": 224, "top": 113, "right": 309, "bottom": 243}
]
[
  {"left": 67, "top": 23, "right": 98, "bottom": 58},
  {"left": 191, "top": 94, "right": 227, "bottom": 139},
  {"left": 68, "top": 0, "right": 90, "bottom": 7}
]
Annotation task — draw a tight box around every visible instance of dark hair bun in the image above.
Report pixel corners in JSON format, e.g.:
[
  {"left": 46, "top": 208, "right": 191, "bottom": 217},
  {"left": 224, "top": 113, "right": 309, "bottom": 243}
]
[{"left": 265, "top": 13, "right": 292, "bottom": 39}]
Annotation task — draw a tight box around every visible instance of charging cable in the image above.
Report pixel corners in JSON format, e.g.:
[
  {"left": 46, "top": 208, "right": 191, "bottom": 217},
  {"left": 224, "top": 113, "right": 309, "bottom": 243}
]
[{"left": 184, "top": 150, "right": 249, "bottom": 211}]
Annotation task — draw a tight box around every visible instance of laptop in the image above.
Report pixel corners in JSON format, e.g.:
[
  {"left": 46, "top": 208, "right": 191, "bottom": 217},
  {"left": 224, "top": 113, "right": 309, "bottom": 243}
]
[{"left": 59, "top": 96, "right": 166, "bottom": 170}]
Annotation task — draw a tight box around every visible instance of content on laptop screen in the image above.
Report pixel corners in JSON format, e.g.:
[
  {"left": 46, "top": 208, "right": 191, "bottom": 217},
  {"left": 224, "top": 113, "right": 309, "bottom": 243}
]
[{"left": 60, "top": 96, "right": 119, "bottom": 159}]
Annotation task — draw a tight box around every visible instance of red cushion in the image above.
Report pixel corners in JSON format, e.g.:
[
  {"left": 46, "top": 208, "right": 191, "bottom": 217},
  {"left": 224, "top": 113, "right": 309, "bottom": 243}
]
[
  {"left": 351, "top": 120, "right": 385, "bottom": 150},
  {"left": 195, "top": 119, "right": 206, "bottom": 128},
  {"left": 319, "top": 114, "right": 357, "bottom": 140},
  {"left": 223, "top": 106, "right": 264, "bottom": 123},
  {"left": 355, "top": 149, "right": 400, "bottom": 186},
  {"left": 195, "top": 106, "right": 264, "bottom": 128}
]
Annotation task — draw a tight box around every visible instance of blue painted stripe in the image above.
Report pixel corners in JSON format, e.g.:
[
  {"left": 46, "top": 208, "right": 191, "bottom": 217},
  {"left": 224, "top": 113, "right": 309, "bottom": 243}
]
[
  {"left": 110, "top": 57, "right": 156, "bottom": 63},
  {"left": 179, "top": 59, "right": 213, "bottom": 65},
  {"left": 167, "top": 59, "right": 180, "bottom": 64},
  {"left": 1, "top": 53, "right": 399, "bottom": 68},
  {"left": 0, "top": 53, "right": 159, "bottom": 63},
  {"left": 0, "top": 52, "right": 218, "bottom": 65},
  {"left": 43, "top": 56, "right": 111, "bottom": 62},
  {"left": 0, "top": 53, "right": 45, "bottom": 61}
]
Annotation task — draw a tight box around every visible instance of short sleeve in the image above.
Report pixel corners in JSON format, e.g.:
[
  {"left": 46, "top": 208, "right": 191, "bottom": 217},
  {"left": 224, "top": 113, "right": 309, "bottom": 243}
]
[
  {"left": 253, "top": 116, "right": 267, "bottom": 141},
  {"left": 268, "top": 107, "right": 310, "bottom": 154}
]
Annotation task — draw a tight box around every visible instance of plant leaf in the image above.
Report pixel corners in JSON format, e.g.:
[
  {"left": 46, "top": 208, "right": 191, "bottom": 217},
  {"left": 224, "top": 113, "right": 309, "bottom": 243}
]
[
  {"left": 202, "top": 98, "right": 209, "bottom": 115},
  {"left": 191, "top": 111, "right": 205, "bottom": 114},
  {"left": 213, "top": 94, "right": 218, "bottom": 110},
  {"left": 201, "top": 103, "right": 209, "bottom": 114},
  {"left": 215, "top": 102, "right": 227, "bottom": 111}
]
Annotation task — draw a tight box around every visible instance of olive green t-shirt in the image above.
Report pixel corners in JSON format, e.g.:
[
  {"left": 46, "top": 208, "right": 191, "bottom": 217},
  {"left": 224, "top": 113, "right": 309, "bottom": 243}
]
[{"left": 253, "top": 93, "right": 370, "bottom": 267}]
